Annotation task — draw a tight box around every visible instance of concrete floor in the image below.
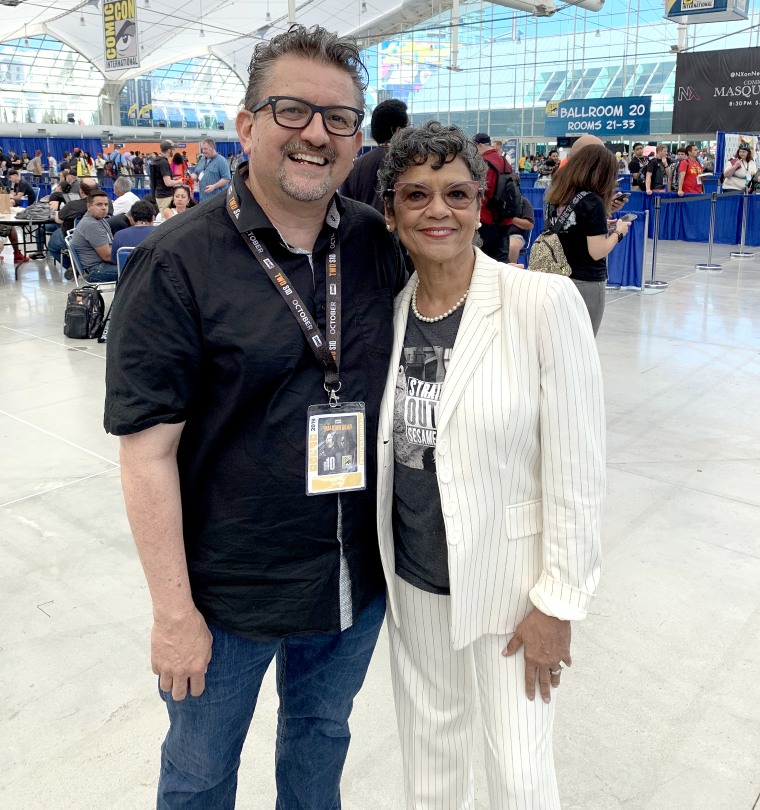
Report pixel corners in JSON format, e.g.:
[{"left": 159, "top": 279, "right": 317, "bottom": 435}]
[{"left": 1, "top": 241, "right": 759, "bottom": 810}]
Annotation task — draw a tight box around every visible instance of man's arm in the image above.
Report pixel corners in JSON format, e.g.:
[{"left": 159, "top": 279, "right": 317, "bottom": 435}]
[
  {"left": 511, "top": 215, "right": 534, "bottom": 230},
  {"left": 206, "top": 157, "right": 232, "bottom": 193},
  {"left": 93, "top": 242, "right": 116, "bottom": 263},
  {"left": 119, "top": 422, "right": 212, "bottom": 700}
]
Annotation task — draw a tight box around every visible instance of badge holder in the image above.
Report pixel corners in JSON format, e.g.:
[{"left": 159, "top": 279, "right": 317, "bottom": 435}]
[{"left": 307, "top": 398, "right": 366, "bottom": 495}]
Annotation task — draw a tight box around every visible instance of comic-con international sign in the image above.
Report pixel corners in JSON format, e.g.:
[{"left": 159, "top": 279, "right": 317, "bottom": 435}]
[
  {"left": 665, "top": 0, "right": 748, "bottom": 23},
  {"left": 672, "top": 47, "right": 760, "bottom": 133},
  {"left": 544, "top": 96, "right": 651, "bottom": 137},
  {"left": 103, "top": 0, "right": 140, "bottom": 72}
]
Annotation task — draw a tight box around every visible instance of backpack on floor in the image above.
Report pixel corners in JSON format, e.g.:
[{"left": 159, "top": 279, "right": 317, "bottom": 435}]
[
  {"left": 484, "top": 159, "right": 523, "bottom": 223},
  {"left": 63, "top": 286, "right": 105, "bottom": 339}
]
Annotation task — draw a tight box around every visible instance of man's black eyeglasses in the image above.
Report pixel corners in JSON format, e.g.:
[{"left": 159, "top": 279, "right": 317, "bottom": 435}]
[{"left": 251, "top": 96, "right": 364, "bottom": 137}]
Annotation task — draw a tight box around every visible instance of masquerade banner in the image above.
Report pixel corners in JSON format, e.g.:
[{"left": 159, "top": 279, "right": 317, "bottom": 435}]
[{"left": 672, "top": 48, "right": 760, "bottom": 133}]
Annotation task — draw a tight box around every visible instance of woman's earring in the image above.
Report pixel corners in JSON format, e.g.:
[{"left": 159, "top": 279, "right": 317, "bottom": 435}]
[{"left": 386, "top": 223, "right": 394, "bottom": 233}]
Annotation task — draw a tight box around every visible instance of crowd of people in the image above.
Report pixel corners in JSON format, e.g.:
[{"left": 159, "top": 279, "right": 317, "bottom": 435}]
[{"left": 0, "top": 137, "right": 232, "bottom": 275}]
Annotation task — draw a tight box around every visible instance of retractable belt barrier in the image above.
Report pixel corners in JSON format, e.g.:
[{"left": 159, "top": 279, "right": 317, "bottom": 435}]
[{"left": 645, "top": 188, "right": 755, "bottom": 292}]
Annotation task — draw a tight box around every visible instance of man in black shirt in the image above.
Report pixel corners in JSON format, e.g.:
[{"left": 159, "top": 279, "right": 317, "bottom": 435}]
[
  {"left": 628, "top": 142, "right": 648, "bottom": 190},
  {"left": 6, "top": 169, "right": 36, "bottom": 205},
  {"left": 644, "top": 144, "right": 668, "bottom": 194},
  {"left": 149, "top": 139, "right": 183, "bottom": 212},
  {"left": 105, "top": 25, "right": 405, "bottom": 810},
  {"left": 341, "top": 98, "right": 408, "bottom": 212}
]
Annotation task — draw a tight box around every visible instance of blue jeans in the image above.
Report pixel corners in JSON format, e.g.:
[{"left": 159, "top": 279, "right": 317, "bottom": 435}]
[
  {"left": 157, "top": 591, "right": 385, "bottom": 810},
  {"left": 48, "top": 226, "right": 69, "bottom": 268},
  {"left": 85, "top": 261, "right": 118, "bottom": 282}
]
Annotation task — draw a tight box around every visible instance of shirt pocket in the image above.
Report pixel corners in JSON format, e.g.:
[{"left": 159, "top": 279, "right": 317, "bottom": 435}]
[
  {"left": 353, "top": 289, "right": 393, "bottom": 357},
  {"left": 504, "top": 498, "right": 543, "bottom": 540}
]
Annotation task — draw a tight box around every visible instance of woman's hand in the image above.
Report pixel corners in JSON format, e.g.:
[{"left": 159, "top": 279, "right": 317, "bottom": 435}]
[
  {"left": 615, "top": 218, "right": 631, "bottom": 239},
  {"left": 503, "top": 610, "right": 571, "bottom": 703}
]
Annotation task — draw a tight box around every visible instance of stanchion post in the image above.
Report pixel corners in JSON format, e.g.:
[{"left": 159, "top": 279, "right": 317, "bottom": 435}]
[
  {"left": 730, "top": 185, "right": 754, "bottom": 259},
  {"left": 695, "top": 192, "right": 722, "bottom": 272},
  {"left": 644, "top": 195, "right": 668, "bottom": 293},
  {"left": 641, "top": 209, "right": 649, "bottom": 292}
]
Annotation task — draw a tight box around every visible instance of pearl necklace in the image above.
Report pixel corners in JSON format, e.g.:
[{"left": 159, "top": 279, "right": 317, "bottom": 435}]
[{"left": 411, "top": 280, "right": 469, "bottom": 323}]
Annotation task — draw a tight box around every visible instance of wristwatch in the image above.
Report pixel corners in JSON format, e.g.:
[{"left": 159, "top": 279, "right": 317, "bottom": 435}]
[{"left": 616, "top": 231, "right": 625, "bottom": 242}]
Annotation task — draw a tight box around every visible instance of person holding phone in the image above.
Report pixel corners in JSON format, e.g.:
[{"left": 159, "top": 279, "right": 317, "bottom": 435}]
[
  {"left": 722, "top": 144, "right": 757, "bottom": 192},
  {"left": 544, "top": 144, "right": 630, "bottom": 335}
]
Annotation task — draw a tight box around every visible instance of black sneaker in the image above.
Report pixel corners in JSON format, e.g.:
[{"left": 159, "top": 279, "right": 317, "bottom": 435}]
[
  {"left": 30, "top": 251, "right": 46, "bottom": 260},
  {"left": 64, "top": 268, "right": 74, "bottom": 280}
]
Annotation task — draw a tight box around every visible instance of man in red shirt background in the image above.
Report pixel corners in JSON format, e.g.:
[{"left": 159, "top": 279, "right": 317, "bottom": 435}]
[
  {"left": 677, "top": 144, "right": 702, "bottom": 196},
  {"left": 474, "top": 132, "right": 513, "bottom": 262}
]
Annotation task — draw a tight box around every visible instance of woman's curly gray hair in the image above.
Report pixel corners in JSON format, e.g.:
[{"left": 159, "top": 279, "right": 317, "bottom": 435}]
[{"left": 378, "top": 120, "right": 486, "bottom": 212}]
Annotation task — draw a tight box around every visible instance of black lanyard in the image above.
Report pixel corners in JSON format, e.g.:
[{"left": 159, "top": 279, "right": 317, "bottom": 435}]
[{"left": 225, "top": 183, "right": 343, "bottom": 405}]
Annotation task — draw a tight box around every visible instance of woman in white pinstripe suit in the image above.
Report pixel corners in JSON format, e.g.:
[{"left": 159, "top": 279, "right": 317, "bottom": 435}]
[{"left": 376, "top": 122, "right": 606, "bottom": 809}]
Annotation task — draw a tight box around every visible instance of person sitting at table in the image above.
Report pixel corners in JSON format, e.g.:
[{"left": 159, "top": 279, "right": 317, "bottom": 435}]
[
  {"left": 6, "top": 169, "right": 36, "bottom": 206},
  {"left": 112, "top": 176, "right": 141, "bottom": 217},
  {"left": 161, "top": 184, "right": 195, "bottom": 220},
  {"left": 0, "top": 223, "right": 31, "bottom": 264},
  {"left": 110, "top": 200, "right": 156, "bottom": 263},
  {"left": 47, "top": 178, "right": 110, "bottom": 273},
  {"left": 69, "top": 189, "right": 117, "bottom": 282},
  {"left": 2, "top": 169, "right": 41, "bottom": 261}
]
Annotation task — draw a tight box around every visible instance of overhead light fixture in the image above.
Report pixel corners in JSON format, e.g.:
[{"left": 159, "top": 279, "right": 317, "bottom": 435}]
[
  {"left": 266, "top": 0, "right": 271, "bottom": 21},
  {"left": 80, "top": 13, "right": 86, "bottom": 26},
  {"left": 361, "top": 1, "right": 367, "bottom": 11},
  {"left": 595, "top": 29, "right": 601, "bottom": 37}
]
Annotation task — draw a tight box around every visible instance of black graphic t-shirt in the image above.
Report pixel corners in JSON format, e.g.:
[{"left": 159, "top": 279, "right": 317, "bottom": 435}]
[{"left": 392, "top": 304, "right": 464, "bottom": 595}]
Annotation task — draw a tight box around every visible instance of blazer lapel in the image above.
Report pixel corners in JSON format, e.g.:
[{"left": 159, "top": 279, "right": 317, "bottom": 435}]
[
  {"left": 379, "top": 273, "right": 415, "bottom": 443},
  {"left": 436, "top": 251, "right": 501, "bottom": 436}
]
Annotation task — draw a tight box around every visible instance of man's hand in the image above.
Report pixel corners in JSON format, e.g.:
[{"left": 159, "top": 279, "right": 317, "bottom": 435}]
[
  {"left": 503, "top": 610, "right": 571, "bottom": 703},
  {"left": 152, "top": 607, "right": 213, "bottom": 701}
]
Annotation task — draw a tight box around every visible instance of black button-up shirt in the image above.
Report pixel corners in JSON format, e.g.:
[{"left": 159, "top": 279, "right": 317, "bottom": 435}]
[{"left": 105, "top": 164, "right": 405, "bottom": 640}]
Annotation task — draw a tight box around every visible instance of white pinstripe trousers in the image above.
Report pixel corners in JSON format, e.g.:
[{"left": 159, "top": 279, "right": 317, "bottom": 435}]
[{"left": 388, "top": 576, "right": 561, "bottom": 810}]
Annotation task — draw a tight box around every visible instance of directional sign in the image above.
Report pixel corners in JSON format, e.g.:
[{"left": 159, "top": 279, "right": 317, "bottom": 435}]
[{"left": 544, "top": 96, "right": 652, "bottom": 138}]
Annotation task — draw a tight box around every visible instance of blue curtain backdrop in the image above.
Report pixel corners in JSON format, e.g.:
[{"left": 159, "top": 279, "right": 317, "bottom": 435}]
[
  {"left": 521, "top": 203, "right": 645, "bottom": 288},
  {"left": 0, "top": 137, "right": 105, "bottom": 158},
  {"left": 523, "top": 184, "right": 759, "bottom": 247},
  {"left": 0, "top": 137, "right": 245, "bottom": 161}
]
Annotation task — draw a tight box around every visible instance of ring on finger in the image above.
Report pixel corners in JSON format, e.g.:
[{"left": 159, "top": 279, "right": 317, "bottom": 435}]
[{"left": 550, "top": 667, "right": 563, "bottom": 676}]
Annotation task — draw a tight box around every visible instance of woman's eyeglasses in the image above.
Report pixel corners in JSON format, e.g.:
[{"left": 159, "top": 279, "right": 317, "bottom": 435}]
[
  {"left": 251, "top": 96, "right": 364, "bottom": 136},
  {"left": 391, "top": 181, "right": 482, "bottom": 210}
]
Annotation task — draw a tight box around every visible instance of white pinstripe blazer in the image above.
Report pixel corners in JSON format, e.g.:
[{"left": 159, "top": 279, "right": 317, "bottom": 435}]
[{"left": 377, "top": 249, "right": 606, "bottom": 650}]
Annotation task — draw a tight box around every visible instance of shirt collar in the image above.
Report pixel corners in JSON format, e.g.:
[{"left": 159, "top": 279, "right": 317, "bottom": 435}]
[{"left": 232, "top": 161, "right": 342, "bottom": 235}]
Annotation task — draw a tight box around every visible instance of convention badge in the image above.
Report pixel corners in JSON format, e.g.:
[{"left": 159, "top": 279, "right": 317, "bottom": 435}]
[{"left": 306, "top": 403, "right": 366, "bottom": 495}]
